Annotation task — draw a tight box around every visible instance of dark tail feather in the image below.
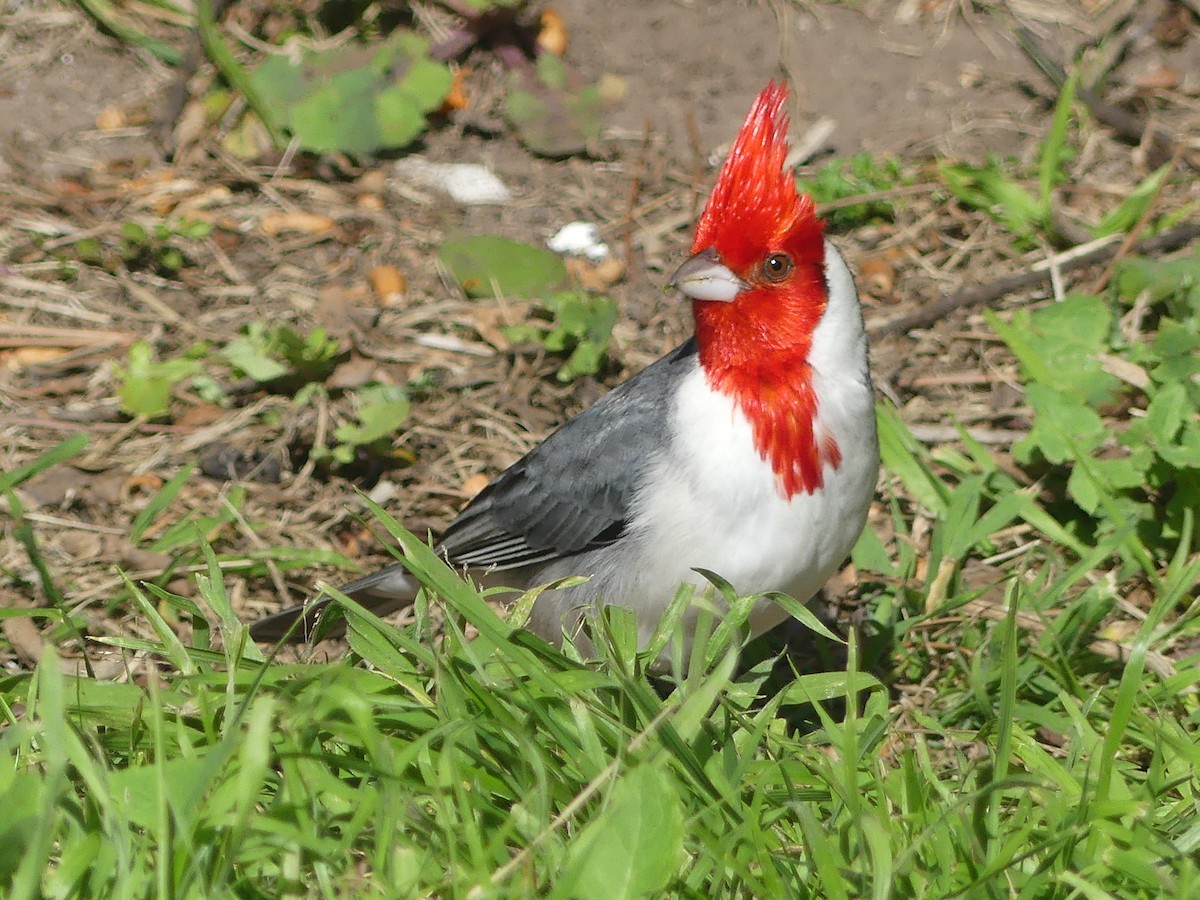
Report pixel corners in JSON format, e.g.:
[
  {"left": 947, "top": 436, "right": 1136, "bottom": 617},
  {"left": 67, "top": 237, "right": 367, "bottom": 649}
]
[{"left": 248, "top": 563, "right": 418, "bottom": 643}]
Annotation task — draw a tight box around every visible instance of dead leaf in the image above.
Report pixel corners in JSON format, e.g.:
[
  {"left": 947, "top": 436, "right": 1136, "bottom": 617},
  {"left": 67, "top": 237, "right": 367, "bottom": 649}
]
[
  {"left": 18, "top": 466, "right": 94, "bottom": 509},
  {"left": 566, "top": 256, "right": 625, "bottom": 292},
  {"left": 114, "top": 541, "right": 172, "bottom": 573},
  {"left": 1, "top": 346, "right": 72, "bottom": 371},
  {"left": 175, "top": 403, "right": 227, "bottom": 428},
  {"left": 96, "top": 105, "right": 126, "bottom": 130},
  {"left": 357, "top": 170, "right": 387, "bottom": 193},
  {"left": 1154, "top": 3, "right": 1193, "bottom": 46},
  {"left": 3, "top": 612, "right": 44, "bottom": 667},
  {"left": 858, "top": 256, "right": 897, "bottom": 301},
  {"left": 57, "top": 530, "right": 103, "bottom": 560},
  {"left": 172, "top": 99, "right": 209, "bottom": 156},
  {"left": 463, "top": 472, "right": 490, "bottom": 498},
  {"left": 596, "top": 74, "right": 628, "bottom": 106},
  {"left": 1097, "top": 353, "right": 1150, "bottom": 390},
  {"left": 443, "top": 67, "right": 472, "bottom": 112},
  {"left": 1133, "top": 66, "right": 1180, "bottom": 91},
  {"left": 327, "top": 355, "right": 378, "bottom": 390},
  {"left": 122, "top": 473, "right": 164, "bottom": 498},
  {"left": 260, "top": 211, "right": 336, "bottom": 237},
  {"left": 89, "top": 469, "right": 131, "bottom": 505},
  {"left": 368, "top": 265, "right": 407, "bottom": 305},
  {"left": 314, "top": 284, "right": 374, "bottom": 336},
  {"left": 538, "top": 8, "right": 569, "bottom": 57}
]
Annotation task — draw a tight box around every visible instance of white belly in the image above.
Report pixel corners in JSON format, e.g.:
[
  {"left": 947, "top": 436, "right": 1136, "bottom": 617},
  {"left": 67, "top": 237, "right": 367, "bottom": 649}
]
[{"left": 630, "top": 365, "right": 875, "bottom": 634}]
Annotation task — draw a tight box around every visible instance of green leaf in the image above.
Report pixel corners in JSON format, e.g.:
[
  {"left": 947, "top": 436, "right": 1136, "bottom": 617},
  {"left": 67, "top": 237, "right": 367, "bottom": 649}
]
[
  {"left": 987, "top": 296, "right": 1119, "bottom": 407},
  {"left": 221, "top": 324, "right": 289, "bottom": 382},
  {"left": 1015, "top": 384, "right": 1106, "bottom": 465},
  {"left": 373, "top": 84, "right": 425, "bottom": 148},
  {"left": 0, "top": 433, "right": 88, "bottom": 495},
  {"left": 1094, "top": 163, "right": 1171, "bottom": 237},
  {"left": 796, "top": 152, "right": 902, "bottom": 231},
  {"left": 876, "top": 402, "right": 949, "bottom": 515},
  {"left": 1113, "top": 251, "right": 1200, "bottom": 319},
  {"left": 505, "top": 55, "right": 605, "bottom": 158},
  {"left": 1039, "top": 72, "right": 1077, "bottom": 210},
  {"left": 396, "top": 54, "right": 454, "bottom": 114},
  {"left": 1145, "top": 382, "right": 1187, "bottom": 446},
  {"left": 130, "top": 463, "right": 196, "bottom": 545},
  {"left": 438, "top": 235, "right": 567, "bottom": 299},
  {"left": 289, "top": 71, "right": 380, "bottom": 155},
  {"left": 248, "top": 31, "right": 451, "bottom": 156},
  {"left": 504, "top": 290, "right": 615, "bottom": 381},
  {"left": 560, "top": 762, "right": 685, "bottom": 899},
  {"left": 115, "top": 342, "right": 202, "bottom": 419},
  {"left": 333, "top": 384, "right": 411, "bottom": 447},
  {"left": 941, "top": 159, "right": 1044, "bottom": 239}
]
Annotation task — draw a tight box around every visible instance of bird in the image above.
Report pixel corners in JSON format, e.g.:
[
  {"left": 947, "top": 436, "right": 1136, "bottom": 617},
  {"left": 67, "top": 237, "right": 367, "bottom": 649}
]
[{"left": 249, "top": 81, "right": 879, "bottom": 659}]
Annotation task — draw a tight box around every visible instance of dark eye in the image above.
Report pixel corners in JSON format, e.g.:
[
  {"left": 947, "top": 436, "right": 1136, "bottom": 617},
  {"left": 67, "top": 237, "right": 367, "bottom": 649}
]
[{"left": 762, "top": 253, "right": 793, "bottom": 282}]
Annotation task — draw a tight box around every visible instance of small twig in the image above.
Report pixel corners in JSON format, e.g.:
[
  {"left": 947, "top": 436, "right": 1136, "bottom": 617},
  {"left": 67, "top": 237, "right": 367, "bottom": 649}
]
[
  {"left": 0, "top": 325, "right": 134, "bottom": 349},
  {"left": 907, "top": 424, "right": 1029, "bottom": 445},
  {"left": 816, "top": 182, "right": 941, "bottom": 214},
  {"left": 622, "top": 119, "right": 652, "bottom": 283},
  {"left": 0, "top": 417, "right": 194, "bottom": 434},
  {"left": 195, "top": 0, "right": 286, "bottom": 147},
  {"left": 684, "top": 108, "right": 705, "bottom": 223},
  {"left": 870, "top": 220, "right": 1200, "bottom": 336}
]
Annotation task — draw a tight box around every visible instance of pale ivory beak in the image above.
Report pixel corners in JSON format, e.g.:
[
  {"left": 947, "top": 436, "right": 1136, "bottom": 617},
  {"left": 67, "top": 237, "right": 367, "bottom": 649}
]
[{"left": 668, "top": 248, "right": 748, "bottom": 302}]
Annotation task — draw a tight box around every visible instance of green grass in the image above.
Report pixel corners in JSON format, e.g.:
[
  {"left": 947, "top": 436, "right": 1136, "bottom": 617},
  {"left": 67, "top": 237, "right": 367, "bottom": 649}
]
[
  {"left": 3, "top": 450, "right": 1199, "bottom": 896},
  {"left": 5, "top": 241, "right": 1200, "bottom": 893}
]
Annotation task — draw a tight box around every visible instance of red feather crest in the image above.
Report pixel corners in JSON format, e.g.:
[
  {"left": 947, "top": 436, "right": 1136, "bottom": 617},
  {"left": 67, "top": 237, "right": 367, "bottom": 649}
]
[{"left": 691, "top": 82, "right": 822, "bottom": 272}]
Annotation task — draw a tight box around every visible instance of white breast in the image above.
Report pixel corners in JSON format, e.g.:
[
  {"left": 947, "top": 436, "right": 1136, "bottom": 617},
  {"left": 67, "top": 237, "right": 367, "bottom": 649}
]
[{"left": 529, "top": 240, "right": 877, "bottom": 653}]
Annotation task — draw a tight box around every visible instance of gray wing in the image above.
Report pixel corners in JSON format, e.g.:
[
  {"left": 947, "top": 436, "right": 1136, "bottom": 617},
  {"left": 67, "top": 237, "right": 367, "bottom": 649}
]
[{"left": 438, "top": 339, "right": 698, "bottom": 570}]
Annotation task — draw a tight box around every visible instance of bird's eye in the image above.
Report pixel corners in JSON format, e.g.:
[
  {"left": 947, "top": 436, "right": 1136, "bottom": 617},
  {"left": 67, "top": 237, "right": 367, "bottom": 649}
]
[{"left": 762, "top": 253, "right": 793, "bottom": 282}]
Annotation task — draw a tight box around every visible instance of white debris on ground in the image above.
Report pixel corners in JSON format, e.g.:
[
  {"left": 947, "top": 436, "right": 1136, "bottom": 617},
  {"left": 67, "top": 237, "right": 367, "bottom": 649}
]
[
  {"left": 392, "top": 157, "right": 511, "bottom": 205},
  {"left": 547, "top": 221, "right": 610, "bottom": 260}
]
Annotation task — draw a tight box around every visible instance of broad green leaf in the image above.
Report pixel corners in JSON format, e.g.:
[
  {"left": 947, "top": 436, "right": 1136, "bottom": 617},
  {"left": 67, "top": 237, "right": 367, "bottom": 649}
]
[
  {"left": 115, "top": 341, "right": 202, "bottom": 419},
  {"left": 850, "top": 525, "right": 894, "bottom": 575},
  {"left": 1114, "top": 251, "right": 1200, "bottom": 319},
  {"left": 221, "top": 324, "right": 289, "bottom": 382},
  {"left": 560, "top": 762, "right": 685, "bottom": 900},
  {"left": 334, "top": 384, "right": 411, "bottom": 446},
  {"left": 505, "top": 290, "right": 616, "bottom": 381},
  {"left": 987, "top": 295, "right": 1119, "bottom": 407},
  {"left": 1015, "top": 384, "right": 1106, "bottom": 464},
  {"left": 289, "top": 70, "right": 379, "bottom": 155},
  {"left": 1145, "top": 382, "right": 1187, "bottom": 446},
  {"left": 439, "top": 235, "right": 567, "bottom": 298},
  {"left": 249, "top": 31, "right": 451, "bottom": 155}
]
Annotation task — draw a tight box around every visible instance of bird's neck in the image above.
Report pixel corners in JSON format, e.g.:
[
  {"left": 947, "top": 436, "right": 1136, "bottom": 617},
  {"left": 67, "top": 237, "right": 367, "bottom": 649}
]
[{"left": 693, "top": 282, "right": 839, "bottom": 499}]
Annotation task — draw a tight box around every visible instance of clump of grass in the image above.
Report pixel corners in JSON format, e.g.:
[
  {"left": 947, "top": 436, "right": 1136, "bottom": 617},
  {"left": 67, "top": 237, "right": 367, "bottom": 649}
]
[{"left": 3, "top": 474, "right": 1198, "bottom": 896}]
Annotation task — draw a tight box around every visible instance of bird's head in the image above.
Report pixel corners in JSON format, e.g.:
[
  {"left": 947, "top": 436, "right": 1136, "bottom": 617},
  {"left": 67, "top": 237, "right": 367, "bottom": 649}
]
[
  {"left": 670, "top": 82, "right": 850, "bottom": 498},
  {"left": 670, "top": 81, "right": 827, "bottom": 363}
]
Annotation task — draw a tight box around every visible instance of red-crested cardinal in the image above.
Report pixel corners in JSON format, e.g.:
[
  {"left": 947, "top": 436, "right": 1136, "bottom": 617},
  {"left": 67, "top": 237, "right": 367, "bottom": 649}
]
[{"left": 250, "top": 82, "right": 878, "bottom": 654}]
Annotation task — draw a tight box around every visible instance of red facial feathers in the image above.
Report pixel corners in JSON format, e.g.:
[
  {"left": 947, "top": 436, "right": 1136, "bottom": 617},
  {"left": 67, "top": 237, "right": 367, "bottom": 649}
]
[{"left": 689, "top": 82, "right": 839, "bottom": 499}]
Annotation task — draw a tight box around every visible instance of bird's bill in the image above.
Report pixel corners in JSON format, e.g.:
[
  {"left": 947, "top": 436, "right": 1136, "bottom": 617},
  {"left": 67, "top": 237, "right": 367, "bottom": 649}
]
[{"left": 668, "top": 248, "right": 748, "bottom": 302}]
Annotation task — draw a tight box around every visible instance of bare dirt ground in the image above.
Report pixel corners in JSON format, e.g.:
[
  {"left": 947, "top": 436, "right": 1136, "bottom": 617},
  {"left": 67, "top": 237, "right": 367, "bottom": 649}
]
[{"left": 1, "top": 0, "right": 1197, "bottom": 673}]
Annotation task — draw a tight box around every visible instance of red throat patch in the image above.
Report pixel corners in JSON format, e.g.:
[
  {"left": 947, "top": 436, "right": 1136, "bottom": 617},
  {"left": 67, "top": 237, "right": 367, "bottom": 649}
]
[{"left": 689, "top": 82, "right": 839, "bottom": 499}]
